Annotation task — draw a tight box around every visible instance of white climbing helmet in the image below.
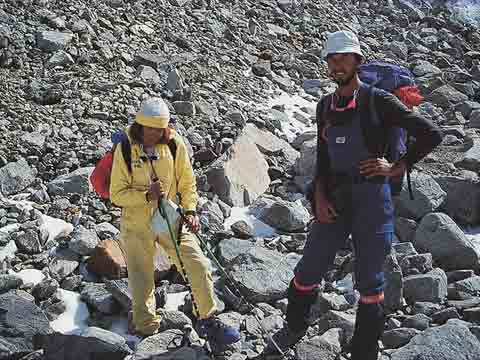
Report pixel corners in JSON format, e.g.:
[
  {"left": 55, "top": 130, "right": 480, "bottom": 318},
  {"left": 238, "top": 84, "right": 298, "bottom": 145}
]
[
  {"left": 321, "top": 30, "right": 363, "bottom": 60},
  {"left": 135, "top": 97, "right": 170, "bottom": 129}
]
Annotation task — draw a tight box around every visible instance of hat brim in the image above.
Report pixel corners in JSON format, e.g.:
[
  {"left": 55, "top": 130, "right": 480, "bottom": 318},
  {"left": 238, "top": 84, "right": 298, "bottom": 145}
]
[{"left": 322, "top": 47, "right": 364, "bottom": 59}]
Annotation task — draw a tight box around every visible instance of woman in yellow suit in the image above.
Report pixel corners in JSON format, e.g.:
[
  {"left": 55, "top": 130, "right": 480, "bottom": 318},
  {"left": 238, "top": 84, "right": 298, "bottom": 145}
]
[{"left": 110, "top": 97, "right": 240, "bottom": 345}]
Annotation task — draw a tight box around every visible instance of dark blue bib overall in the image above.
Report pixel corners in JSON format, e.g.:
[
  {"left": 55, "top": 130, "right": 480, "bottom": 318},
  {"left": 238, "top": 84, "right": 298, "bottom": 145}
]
[{"left": 294, "top": 103, "right": 394, "bottom": 297}]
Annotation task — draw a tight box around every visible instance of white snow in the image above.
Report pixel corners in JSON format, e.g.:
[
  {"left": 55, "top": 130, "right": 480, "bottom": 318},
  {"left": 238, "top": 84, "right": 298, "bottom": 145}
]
[
  {"left": 224, "top": 206, "right": 277, "bottom": 238},
  {"left": 50, "top": 289, "right": 90, "bottom": 335},
  {"left": 164, "top": 290, "right": 189, "bottom": 311},
  {"left": 39, "top": 214, "right": 74, "bottom": 244},
  {"left": 258, "top": 90, "right": 318, "bottom": 143},
  {"left": 9, "top": 268, "right": 45, "bottom": 286}
]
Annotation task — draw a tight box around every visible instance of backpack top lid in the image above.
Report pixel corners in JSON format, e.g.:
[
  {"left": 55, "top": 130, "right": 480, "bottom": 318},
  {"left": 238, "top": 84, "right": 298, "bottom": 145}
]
[{"left": 358, "top": 60, "right": 416, "bottom": 93}]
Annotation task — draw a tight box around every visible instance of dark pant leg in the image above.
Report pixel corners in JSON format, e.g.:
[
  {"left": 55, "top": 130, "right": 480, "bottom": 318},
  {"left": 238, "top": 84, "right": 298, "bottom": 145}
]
[{"left": 286, "top": 220, "right": 350, "bottom": 332}]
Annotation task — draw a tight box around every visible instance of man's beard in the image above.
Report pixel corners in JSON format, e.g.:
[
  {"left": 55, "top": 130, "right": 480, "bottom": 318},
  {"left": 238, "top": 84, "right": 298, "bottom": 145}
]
[{"left": 333, "top": 72, "right": 356, "bottom": 86}]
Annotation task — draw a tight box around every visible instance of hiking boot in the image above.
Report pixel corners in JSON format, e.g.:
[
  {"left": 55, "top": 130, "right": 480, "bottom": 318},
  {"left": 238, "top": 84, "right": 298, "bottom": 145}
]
[
  {"left": 197, "top": 317, "right": 241, "bottom": 346},
  {"left": 264, "top": 325, "right": 306, "bottom": 355},
  {"left": 127, "top": 311, "right": 159, "bottom": 338}
]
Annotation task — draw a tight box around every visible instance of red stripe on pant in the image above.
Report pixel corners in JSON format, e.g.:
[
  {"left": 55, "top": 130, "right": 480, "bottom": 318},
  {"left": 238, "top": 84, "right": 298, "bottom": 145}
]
[
  {"left": 359, "top": 292, "right": 384, "bottom": 304},
  {"left": 293, "top": 277, "right": 319, "bottom": 292}
]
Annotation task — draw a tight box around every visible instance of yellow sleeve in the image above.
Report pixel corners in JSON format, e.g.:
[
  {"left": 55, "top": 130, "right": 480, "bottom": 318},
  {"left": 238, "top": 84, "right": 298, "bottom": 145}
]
[
  {"left": 175, "top": 137, "right": 198, "bottom": 212},
  {"left": 110, "top": 144, "right": 148, "bottom": 207}
]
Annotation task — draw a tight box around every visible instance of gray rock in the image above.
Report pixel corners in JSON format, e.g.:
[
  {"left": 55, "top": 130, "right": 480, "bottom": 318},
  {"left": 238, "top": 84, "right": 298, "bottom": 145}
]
[
  {"left": 0, "top": 159, "right": 37, "bottom": 196},
  {"left": 218, "top": 238, "right": 300, "bottom": 302},
  {"left": 33, "top": 327, "right": 132, "bottom": 360},
  {"left": 390, "top": 41, "right": 409, "bottom": 60},
  {"left": 310, "top": 292, "right": 350, "bottom": 321},
  {"left": 400, "top": 253, "right": 433, "bottom": 276},
  {"left": 136, "top": 65, "right": 160, "bottom": 83},
  {"left": 80, "top": 283, "right": 119, "bottom": 315},
  {"left": 0, "top": 274, "right": 23, "bottom": 294},
  {"left": 295, "top": 329, "right": 342, "bottom": 360},
  {"left": 135, "top": 329, "right": 190, "bottom": 358},
  {"left": 104, "top": 279, "right": 132, "bottom": 311},
  {"left": 403, "top": 268, "right": 448, "bottom": 304},
  {"left": 36, "top": 31, "right": 73, "bottom": 52},
  {"left": 395, "top": 217, "right": 418, "bottom": 243},
  {"left": 32, "top": 278, "right": 59, "bottom": 302},
  {"left": 199, "top": 201, "right": 224, "bottom": 233},
  {"left": 47, "top": 50, "right": 74, "bottom": 68},
  {"left": 455, "top": 138, "right": 480, "bottom": 172},
  {"left": 390, "top": 320, "right": 480, "bottom": 360},
  {"left": 217, "top": 238, "right": 256, "bottom": 265},
  {"left": 396, "top": 172, "right": 446, "bottom": 219},
  {"left": 252, "top": 61, "right": 271, "bottom": 76},
  {"left": 0, "top": 292, "right": 53, "bottom": 356},
  {"left": 172, "top": 101, "right": 196, "bottom": 116},
  {"left": 258, "top": 199, "right": 310, "bottom": 232},
  {"left": 392, "top": 242, "right": 418, "bottom": 260},
  {"left": 463, "top": 307, "right": 480, "bottom": 324},
  {"left": 383, "top": 328, "right": 421, "bottom": 349},
  {"left": 427, "top": 85, "right": 469, "bottom": 107},
  {"left": 158, "top": 309, "right": 192, "bottom": 331},
  {"left": 69, "top": 225, "right": 99, "bottom": 256},
  {"left": 435, "top": 174, "right": 480, "bottom": 225},
  {"left": 469, "top": 110, "right": 480, "bottom": 128},
  {"left": 21, "top": 132, "right": 46, "bottom": 148},
  {"left": 447, "top": 270, "right": 475, "bottom": 283},
  {"left": 385, "top": 250, "right": 404, "bottom": 312},
  {"left": 431, "top": 307, "right": 460, "bottom": 324},
  {"left": 230, "top": 221, "right": 254, "bottom": 239},
  {"left": 402, "top": 314, "right": 431, "bottom": 331},
  {"left": 412, "top": 60, "right": 442, "bottom": 77},
  {"left": 413, "top": 301, "right": 444, "bottom": 316},
  {"left": 94, "top": 222, "right": 120, "bottom": 240},
  {"left": 49, "top": 248, "right": 80, "bottom": 282},
  {"left": 14, "top": 229, "right": 42, "bottom": 255},
  {"left": 413, "top": 213, "right": 480, "bottom": 271},
  {"left": 294, "top": 138, "right": 317, "bottom": 189},
  {"left": 47, "top": 167, "right": 94, "bottom": 196},
  {"left": 452, "top": 276, "right": 480, "bottom": 298},
  {"left": 317, "top": 310, "right": 356, "bottom": 343},
  {"left": 455, "top": 101, "right": 480, "bottom": 119}
]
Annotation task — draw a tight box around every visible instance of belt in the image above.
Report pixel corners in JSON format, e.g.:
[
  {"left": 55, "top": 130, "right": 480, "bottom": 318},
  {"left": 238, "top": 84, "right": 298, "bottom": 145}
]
[{"left": 332, "top": 172, "right": 387, "bottom": 185}]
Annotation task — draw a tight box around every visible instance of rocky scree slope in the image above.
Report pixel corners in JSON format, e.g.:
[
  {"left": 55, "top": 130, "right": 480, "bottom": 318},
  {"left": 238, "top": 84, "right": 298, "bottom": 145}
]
[{"left": 1, "top": 0, "right": 480, "bottom": 360}]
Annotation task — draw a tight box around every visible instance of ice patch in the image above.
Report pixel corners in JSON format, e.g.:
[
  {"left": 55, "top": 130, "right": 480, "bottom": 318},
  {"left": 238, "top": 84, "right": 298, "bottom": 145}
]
[
  {"left": 164, "top": 290, "right": 189, "bottom": 311},
  {"left": 224, "top": 206, "right": 277, "bottom": 238},
  {"left": 50, "top": 289, "right": 90, "bottom": 335}
]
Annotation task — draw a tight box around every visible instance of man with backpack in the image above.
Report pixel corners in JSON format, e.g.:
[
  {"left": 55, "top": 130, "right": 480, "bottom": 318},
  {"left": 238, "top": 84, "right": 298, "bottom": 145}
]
[{"left": 270, "top": 30, "right": 443, "bottom": 359}]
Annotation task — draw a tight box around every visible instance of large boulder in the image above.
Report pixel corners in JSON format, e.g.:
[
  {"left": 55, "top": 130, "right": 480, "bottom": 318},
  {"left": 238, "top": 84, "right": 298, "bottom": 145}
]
[
  {"left": 434, "top": 173, "right": 480, "bottom": 225},
  {"left": 413, "top": 213, "right": 480, "bottom": 271},
  {"left": 206, "top": 128, "right": 270, "bottom": 207},
  {"left": 0, "top": 159, "right": 37, "bottom": 196},
  {"left": 217, "top": 238, "right": 300, "bottom": 303},
  {"left": 395, "top": 172, "right": 446, "bottom": 220},
  {"left": 390, "top": 319, "right": 480, "bottom": 360},
  {"left": 294, "top": 137, "right": 317, "bottom": 191},
  {"left": 86, "top": 240, "right": 127, "bottom": 280},
  {"left": 243, "top": 123, "right": 300, "bottom": 170},
  {"left": 69, "top": 225, "right": 100, "bottom": 256},
  {"left": 455, "top": 138, "right": 480, "bottom": 173},
  {"left": 48, "top": 167, "right": 94, "bottom": 196},
  {"left": 426, "top": 85, "right": 469, "bottom": 107},
  {"left": 0, "top": 292, "right": 53, "bottom": 357}
]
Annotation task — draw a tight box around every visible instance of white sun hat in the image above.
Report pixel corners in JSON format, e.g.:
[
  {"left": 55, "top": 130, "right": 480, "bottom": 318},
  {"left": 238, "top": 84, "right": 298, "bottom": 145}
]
[{"left": 322, "top": 30, "right": 364, "bottom": 60}]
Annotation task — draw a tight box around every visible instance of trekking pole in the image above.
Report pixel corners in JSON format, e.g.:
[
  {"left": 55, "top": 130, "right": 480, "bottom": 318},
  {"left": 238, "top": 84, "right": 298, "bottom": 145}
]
[
  {"left": 159, "top": 198, "right": 202, "bottom": 322},
  {"left": 175, "top": 203, "right": 285, "bottom": 357}
]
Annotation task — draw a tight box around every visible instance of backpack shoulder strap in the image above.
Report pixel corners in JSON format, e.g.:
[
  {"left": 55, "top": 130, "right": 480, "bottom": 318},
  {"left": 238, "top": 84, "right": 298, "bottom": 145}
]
[
  {"left": 167, "top": 138, "right": 177, "bottom": 161},
  {"left": 120, "top": 138, "right": 132, "bottom": 174}
]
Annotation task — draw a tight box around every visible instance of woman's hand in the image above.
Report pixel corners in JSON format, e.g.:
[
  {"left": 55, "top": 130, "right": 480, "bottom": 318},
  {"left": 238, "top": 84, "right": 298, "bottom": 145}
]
[
  {"left": 185, "top": 214, "right": 200, "bottom": 233},
  {"left": 359, "top": 158, "right": 407, "bottom": 178}
]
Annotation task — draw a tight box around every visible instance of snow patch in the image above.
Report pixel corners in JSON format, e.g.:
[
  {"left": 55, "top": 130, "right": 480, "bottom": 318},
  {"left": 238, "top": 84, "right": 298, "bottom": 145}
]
[
  {"left": 9, "top": 268, "right": 45, "bottom": 286},
  {"left": 224, "top": 206, "right": 277, "bottom": 238},
  {"left": 50, "top": 289, "right": 90, "bottom": 335},
  {"left": 164, "top": 290, "right": 189, "bottom": 311},
  {"left": 39, "top": 214, "right": 74, "bottom": 244}
]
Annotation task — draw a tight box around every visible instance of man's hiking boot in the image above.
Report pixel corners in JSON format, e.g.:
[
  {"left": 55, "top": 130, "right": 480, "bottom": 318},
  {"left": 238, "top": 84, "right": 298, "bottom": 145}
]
[
  {"left": 197, "top": 317, "right": 241, "bottom": 346},
  {"left": 264, "top": 325, "right": 307, "bottom": 355}
]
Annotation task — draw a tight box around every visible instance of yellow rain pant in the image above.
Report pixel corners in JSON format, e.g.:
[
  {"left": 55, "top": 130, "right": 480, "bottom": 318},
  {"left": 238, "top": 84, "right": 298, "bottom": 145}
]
[{"left": 120, "top": 224, "right": 217, "bottom": 335}]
